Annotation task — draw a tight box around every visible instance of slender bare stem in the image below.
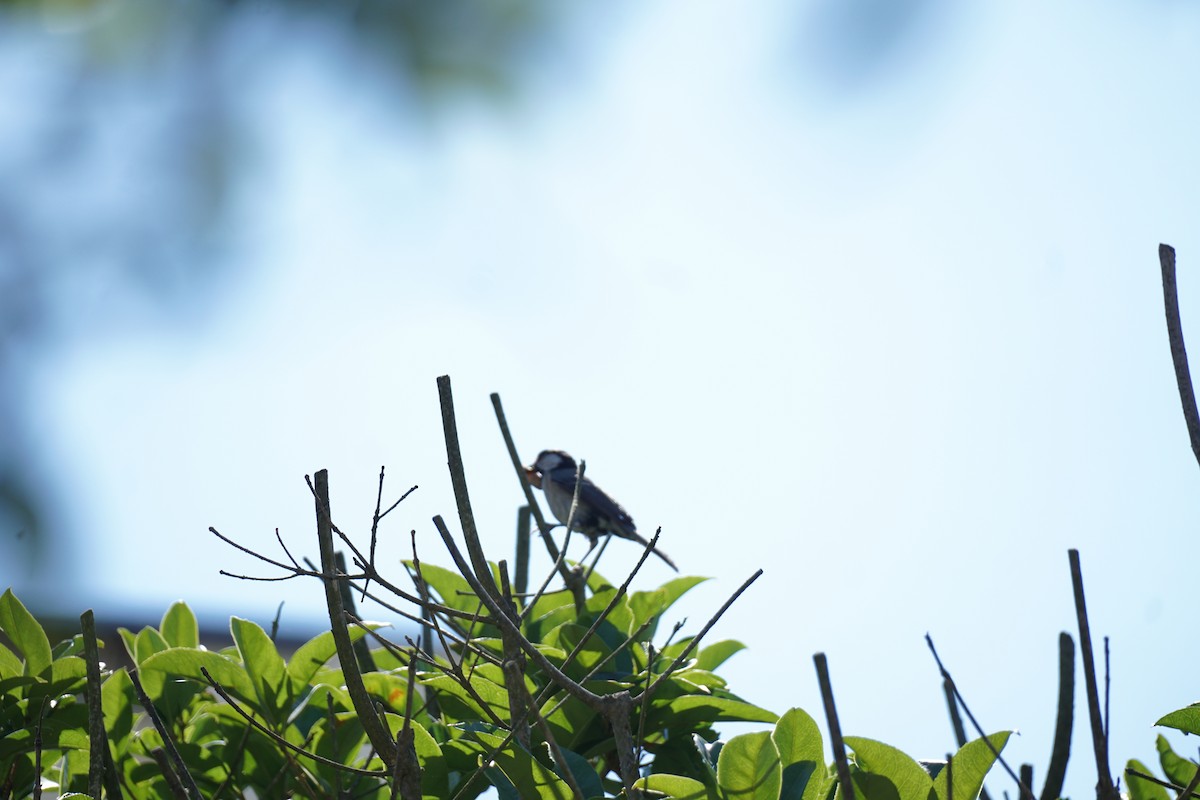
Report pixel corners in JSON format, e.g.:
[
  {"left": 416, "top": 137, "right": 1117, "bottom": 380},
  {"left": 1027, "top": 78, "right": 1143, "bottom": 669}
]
[
  {"left": 129, "top": 669, "right": 203, "bottom": 799},
  {"left": 814, "top": 653, "right": 855, "bottom": 800},
  {"left": 313, "top": 469, "right": 397, "bottom": 768},
  {"left": 1068, "top": 549, "right": 1116, "bottom": 800},
  {"left": 199, "top": 667, "right": 387, "bottom": 777},
  {"left": 1158, "top": 243, "right": 1200, "bottom": 469}
]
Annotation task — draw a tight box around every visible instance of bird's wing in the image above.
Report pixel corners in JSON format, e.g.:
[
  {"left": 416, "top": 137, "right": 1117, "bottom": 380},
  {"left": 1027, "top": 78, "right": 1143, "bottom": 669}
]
[{"left": 548, "top": 471, "right": 637, "bottom": 535}]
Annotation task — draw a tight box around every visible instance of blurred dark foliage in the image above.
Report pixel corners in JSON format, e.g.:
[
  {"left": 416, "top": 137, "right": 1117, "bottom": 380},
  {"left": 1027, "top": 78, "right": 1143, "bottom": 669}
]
[{"left": 0, "top": 0, "right": 567, "bottom": 578}]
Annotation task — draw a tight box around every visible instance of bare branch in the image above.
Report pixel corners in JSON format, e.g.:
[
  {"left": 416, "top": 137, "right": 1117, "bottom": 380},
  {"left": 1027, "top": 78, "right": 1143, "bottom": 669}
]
[{"left": 1158, "top": 243, "right": 1200, "bottom": 469}]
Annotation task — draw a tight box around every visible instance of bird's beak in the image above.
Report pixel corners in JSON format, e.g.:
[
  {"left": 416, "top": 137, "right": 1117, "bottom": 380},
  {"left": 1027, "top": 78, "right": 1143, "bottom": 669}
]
[{"left": 524, "top": 466, "right": 542, "bottom": 489}]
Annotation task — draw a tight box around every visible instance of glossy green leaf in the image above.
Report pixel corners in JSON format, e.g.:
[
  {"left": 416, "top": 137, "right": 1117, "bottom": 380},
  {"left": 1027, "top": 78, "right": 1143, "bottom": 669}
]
[
  {"left": 286, "top": 623, "right": 380, "bottom": 688},
  {"left": 1156, "top": 705, "right": 1200, "bottom": 736},
  {"left": 231, "top": 617, "right": 288, "bottom": 723},
  {"left": 695, "top": 640, "right": 746, "bottom": 671},
  {"left": 139, "top": 647, "right": 256, "bottom": 705},
  {"left": 160, "top": 602, "right": 199, "bottom": 648},
  {"left": 718, "top": 730, "right": 782, "bottom": 800},
  {"left": 0, "top": 589, "right": 52, "bottom": 676},
  {"left": 420, "top": 669, "right": 513, "bottom": 726},
  {"left": 1127, "top": 759, "right": 1171, "bottom": 800},
  {"left": 664, "top": 695, "right": 779, "bottom": 727},
  {"left": 845, "top": 737, "right": 931, "bottom": 800},
  {"left": 639, "top": 773, "right": 709, "bottom": 799},
  {"left": 773, "top": 707, "right": 828, "bottom": 800},
  {"left": 1156, "top": 735, "right": 1197, "bottom": 788},
  {"left": 933, "top": 731, "right": 1011, "bottom": 800},
  {"left": 629, "top": 576, "right": 708, "bottom": 632},
  {"left": 0, "top": 640, "right": 22, "bottom": 680},
  {"left": 133, "top": 627, "right": 170, "bottom": 664}
]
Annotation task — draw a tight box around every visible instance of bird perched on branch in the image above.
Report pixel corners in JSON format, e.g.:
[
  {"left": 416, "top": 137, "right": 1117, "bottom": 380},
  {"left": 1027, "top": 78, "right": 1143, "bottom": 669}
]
[{"left": 524, "top": 449, "right": 678, "bottom": 571}]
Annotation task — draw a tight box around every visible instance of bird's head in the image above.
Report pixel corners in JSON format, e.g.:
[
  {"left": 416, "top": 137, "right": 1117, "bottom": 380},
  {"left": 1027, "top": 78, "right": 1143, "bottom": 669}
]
[{"left": 525, "top": 450, "right": 576, "bottom": 488}]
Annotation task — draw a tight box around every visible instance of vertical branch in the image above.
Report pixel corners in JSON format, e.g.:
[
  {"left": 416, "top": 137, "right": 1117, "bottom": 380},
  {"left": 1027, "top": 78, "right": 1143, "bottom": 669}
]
[
  {"left": 314, "top": 469, "right": 397, "bottom": 769},
  {"left": 390, "top": 657, "right": 423, "bottom": 800},
  {"left": 80, "top": 610, "right": 106, "bottom": 800},
  {"left": 1103, "top": 636, "right": 1111, "bottom": 750},
  {"left": 1020, "top": 765, "right": 1035, "bottom": 800},
  {"left": 490, "top": 391, "right": 585, "bottom": 610},
  {"left": 497, "top": 561, "right": 532, "bottom": 750},
  {"left": 1067, "top": 550, "right": 1116, "bottom": 800},
  {"left": 943, "top": 677, "right": 994, "bottom": 800},
  {"left": 438, "top": 375, "right": 499, "bottom": 598},
  {"left": 514, "top": 505, "right": 531, "bottom": 598},
  {"left": 943, "top": 678, "right": 968, "bottom": 747},
  {"left": 336, "top": 551, "right": 377, "bottom": 674},
  {"left": 600, "top": 693, "right": 643, "bottom": 800},
  {"left": 814, "top": 653, "right": 856, "bottom": 800},
  {"left": 1040, "top": 633, "right": 1074, "bottom": 800},
  {"left": 1159, "top": 243, "right": 1200, "bottom": 468}
]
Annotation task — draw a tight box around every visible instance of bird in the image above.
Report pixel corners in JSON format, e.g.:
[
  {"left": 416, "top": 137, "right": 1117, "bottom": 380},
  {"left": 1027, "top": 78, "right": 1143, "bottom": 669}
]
[{"left": 524, "top": 449, "right": 678, "bottom": 571}]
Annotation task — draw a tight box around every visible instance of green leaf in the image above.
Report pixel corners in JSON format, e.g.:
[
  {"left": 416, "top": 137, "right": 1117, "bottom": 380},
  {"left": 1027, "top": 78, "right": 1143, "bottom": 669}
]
[
  {"left": 231, "top": 617, "right": 289, "bottom": 724},
  {"left": 160, "top": 602, "right": 199, "bottom": 649},
  {"left": 1156, "top": 735, "right": 1197, "bottom": 788},
  {"left": 844, "top": 737, "right": 932, "bottom": 800},
  {"left": 1157, "top": 705, "right": 1200, "bottom": 736},
  {"left": 139, "top": 647, "right": 256, "bottom": 706},
  {"left": 287, "top": 623, "right": 380, "bottom": 689},
  {"left": 662, "top": 695, "right": 779, "bottom": 729},
  {"left": 629, "top": 576, "right": 708, "bottom": 633},
  {"left": 0, "top": 589, "right": 52, "bottom": 675},
  {"left": 639, "top": 772, "right": 709, "bottom": 799},
  {"left": 934, "top": 731, "right": 1012, "bottom": 800},
  {"left": 133, "top": 626, "right": 170, "bottom": 664},
  {"left": 420, "top": 670, "right": 511, "bottom": 726},
  {"left": 0, "top": 641, "right": 23, "bottom": 680},
  {"left": 695, "top": 640, "right": 746, "bottom": 671},
  {"left": 473, "top": 731, "right": 574, "bottom": 800},
  {"left": 718, "top": 730, "right": 782, "bottom": 800},
  {"left": 102, "top": 670, "right": 136, "bottom": 748},
  {"left": 544, "top": 742, "right": 604, "bottom": 800},
  {"left": 409, "top": 720, "right": 449, "bottom": 800},
  {"left": 773, "top": 708, "right": 828, "bottom": 800},
  {"left": 1127, "top": 759, "right": 1172, "bottom": 800}
]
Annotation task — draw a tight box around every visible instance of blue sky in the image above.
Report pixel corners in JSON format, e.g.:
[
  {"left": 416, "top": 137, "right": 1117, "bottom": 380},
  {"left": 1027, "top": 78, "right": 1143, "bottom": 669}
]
[{"left": 6, "top": 0, "right": 1200, "bottom": 796}]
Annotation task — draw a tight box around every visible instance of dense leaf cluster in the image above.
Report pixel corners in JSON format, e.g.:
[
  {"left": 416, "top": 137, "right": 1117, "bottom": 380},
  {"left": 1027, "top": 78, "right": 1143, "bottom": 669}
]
[{"left": 0, "top": 581, "right": 1021, "bottom": 800}]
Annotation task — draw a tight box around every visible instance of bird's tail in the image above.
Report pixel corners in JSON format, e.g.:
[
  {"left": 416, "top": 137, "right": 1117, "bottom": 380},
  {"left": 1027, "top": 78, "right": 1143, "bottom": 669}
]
[{"left": 625, "top": 529, "right": 678, "bottom": 572}]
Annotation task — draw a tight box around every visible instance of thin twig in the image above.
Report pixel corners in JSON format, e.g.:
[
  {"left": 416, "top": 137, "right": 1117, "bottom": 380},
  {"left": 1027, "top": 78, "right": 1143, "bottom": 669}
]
[
  {"left": 943, "top": 678, "right": 968, "bottom": 747},
  {"left": 647, "top": 569, "right": 763, "bottom": 696},
  {"left": 925, "top": 634, "right": 1029, "bottom": 794},
  {"left": 1158, "top": 243, "right": 1200, "bottom": 469},
  {"left": 199, "top": 667, "right": 388, "bottom": 777},
  {"left": 1125, "top": 767, "right": 1200, "bottom": 798},
  {"left": 489, "top": 391, "right": 584, "bottom": 607},
  {"left": 150, "top": 749, "right": 188, "bottom": 800},
  {"left": 365, "top": 466, "right": 386, "bottom": 602},
  {"left": 432, "top": 515, "right": 603, "bottom": 708},
  {"left": 129, "top": 668, "right": 203, "bottom": 799},
  {"left": 1103, "top": 636, "right": 1110, "bottom": 749},
  {"left": 1177, "top": 760, "right": 1200, "bottom": 800},
  {"left": 814, "top": 653, "right": 855, "bottom": 800}
]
